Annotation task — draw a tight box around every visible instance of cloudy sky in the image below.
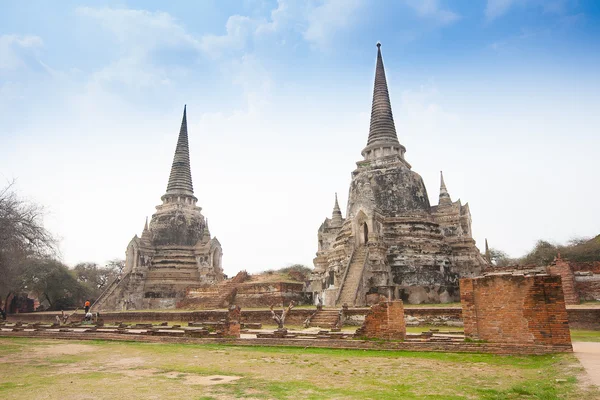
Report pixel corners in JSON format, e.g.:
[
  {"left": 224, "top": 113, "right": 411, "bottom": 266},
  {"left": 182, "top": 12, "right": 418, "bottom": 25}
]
[{"left": 1, "top": 0, "right": 599, "bottom": 276}]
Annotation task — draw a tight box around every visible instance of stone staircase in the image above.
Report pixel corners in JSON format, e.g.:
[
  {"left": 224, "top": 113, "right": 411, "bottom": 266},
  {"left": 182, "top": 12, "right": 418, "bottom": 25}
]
[
  {"left": 337, "top": 246, "right": 367, "bottom": 306},
  {"left": 178, "top": 271, "right": 249, "bottom": 309},
  {"left": 91, "top": 272, "right": 130, "bottom": 311},
  {"left": 308, "top": 308, "right": 341, "bottom": 329},
  {"left": 202, "top": 280, "right": 239, "bottom": 309}
]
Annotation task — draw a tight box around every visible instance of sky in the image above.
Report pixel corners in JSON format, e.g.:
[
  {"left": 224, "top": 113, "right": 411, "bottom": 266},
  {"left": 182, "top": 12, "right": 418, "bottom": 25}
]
[{"left": 1, "top": 0, "right": 599, "bottom": 276}]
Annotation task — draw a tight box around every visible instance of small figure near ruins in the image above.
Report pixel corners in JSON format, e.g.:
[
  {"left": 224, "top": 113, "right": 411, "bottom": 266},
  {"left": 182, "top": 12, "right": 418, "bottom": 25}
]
[
  {"left": 309, "top": 44, "right": 487, "bottom": 306},
  {"left": 95, "top": 106, "right": 225, "bottom": 311}
]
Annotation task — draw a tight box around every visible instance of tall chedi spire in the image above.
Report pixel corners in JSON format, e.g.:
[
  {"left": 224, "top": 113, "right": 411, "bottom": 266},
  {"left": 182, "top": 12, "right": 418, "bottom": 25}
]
[
  {"left": 362, "top": 43, "right": 406, "bottom": 161},
  {"left": 331, "top": 193, "right": 343, "bottom": 227},
  {"left": 163, "top": 105, "right": 196, "bottom": 200},
  {"left": 438, "top": 171, "right": 452, "bottom": 206}
]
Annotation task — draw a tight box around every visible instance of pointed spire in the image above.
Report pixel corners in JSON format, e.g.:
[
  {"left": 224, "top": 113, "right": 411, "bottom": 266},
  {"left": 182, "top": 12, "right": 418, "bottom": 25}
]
[
  {"left": 366, "top": 43, "right": 400, "bottom": 149},
  {"left": 485, "top": 239, "right": 491, "bottom": 264},
  {"left": 143, "top": 216, "right": 149, "bottom": 232},
  {"left": 438, "top": 171, "right": 452, "bottom": 206},
  {"left": 203, "top": 218, "right": 211, "bottom": 240},
  {"left": 331, "top": 193, "right": 343, "bottom": 226},
  {"left": 165, "top": 105, "right": 194, "bottom": 197}
]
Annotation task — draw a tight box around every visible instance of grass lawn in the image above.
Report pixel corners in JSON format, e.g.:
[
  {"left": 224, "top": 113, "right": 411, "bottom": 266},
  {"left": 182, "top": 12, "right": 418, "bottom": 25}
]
[
  {"left": 0, "top": 337, "right": 598, "bottom": 399},
  {"left": 570, "top": 330, "right": 600, "bottom": 342}
]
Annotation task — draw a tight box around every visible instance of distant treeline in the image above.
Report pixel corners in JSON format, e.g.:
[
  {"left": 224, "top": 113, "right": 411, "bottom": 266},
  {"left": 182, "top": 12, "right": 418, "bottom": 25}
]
[{"left": 489, "top": 235, "right": 600, "bottom": 267}]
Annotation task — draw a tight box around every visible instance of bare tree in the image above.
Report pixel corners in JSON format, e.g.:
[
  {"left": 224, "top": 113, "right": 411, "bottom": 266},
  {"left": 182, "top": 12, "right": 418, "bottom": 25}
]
[
  {"left": 0, "top": 181, "right": 57, "bottom": 314},
  {"left": 270, "top": 301, "right": 295, "bottom": 329}
]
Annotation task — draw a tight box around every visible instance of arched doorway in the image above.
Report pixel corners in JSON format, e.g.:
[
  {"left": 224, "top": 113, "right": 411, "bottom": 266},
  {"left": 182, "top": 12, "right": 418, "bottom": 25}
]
[{"left": 363, "top": 222, "right": 369, "bottom": 244}]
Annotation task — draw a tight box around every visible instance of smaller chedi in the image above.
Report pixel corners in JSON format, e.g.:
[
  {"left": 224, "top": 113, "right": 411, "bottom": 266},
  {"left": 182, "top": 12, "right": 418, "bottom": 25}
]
[
  {"left": 95, "top": 106, "right": 224, "bottom": 310},
  {"left": 309, "top": 44, "right": 487, "bottom": 306}
]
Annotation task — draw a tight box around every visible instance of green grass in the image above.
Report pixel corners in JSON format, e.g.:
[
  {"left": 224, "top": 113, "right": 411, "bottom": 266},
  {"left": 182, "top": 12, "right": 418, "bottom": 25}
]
[
  {"left": 570, "top": 329, "right": 600, "bottom": 342},
  {"left": 0, "top": 337, "right": 597, "bottom": 399}
]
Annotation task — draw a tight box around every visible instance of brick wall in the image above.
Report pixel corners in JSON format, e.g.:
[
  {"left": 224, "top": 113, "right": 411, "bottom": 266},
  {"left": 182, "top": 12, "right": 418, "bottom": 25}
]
[
  {"left": 567, "top": 307, "right": 600, "bottom": 330},
  {"left": 460, "top": 274, "right": 571, "bottom": 346},
  {"left": 355, "top": 301, "right": 405, "bottom": 340},
  {"left": 547, "top": 258, "right": 580, "bottom": 305}
]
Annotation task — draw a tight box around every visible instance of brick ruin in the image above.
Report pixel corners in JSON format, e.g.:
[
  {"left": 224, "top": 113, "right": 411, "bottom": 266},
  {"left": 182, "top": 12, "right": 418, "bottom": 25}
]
[
  {"left": 95, "top": 106, "right": 225, "bottom": 311},
  {"left": 485, "top": 254, "right": 600, "bottom": 305},
  {"left": 552, "top": 256, "right": 600, "bottom": 303},
  {"left": 355, "top": 301, "right": 405, "bottom": 340},
  {"left": 460, "top": 274, "right": 572, "bottom": 347},
  {"left": 309, "top": 43, "right": 487, "bottom": 307},
  {"left": 178, "top": 271, "right": 306, "bottom": 309},
  {"left": 2, "top": 273, "right": 577, "bottom": 353}
]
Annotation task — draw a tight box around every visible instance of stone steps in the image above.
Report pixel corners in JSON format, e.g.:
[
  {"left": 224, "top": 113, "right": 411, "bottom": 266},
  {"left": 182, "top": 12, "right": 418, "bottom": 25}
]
[
  {"left": 309, "top": 309, "right": 340, "bottom": 328},
  {"left": 337, "top": 247, "right": 367, "bottom": 306}
]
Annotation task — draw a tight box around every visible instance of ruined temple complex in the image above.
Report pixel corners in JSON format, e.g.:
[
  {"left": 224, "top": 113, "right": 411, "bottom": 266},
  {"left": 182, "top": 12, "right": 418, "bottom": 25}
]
[
  {"left": 95, "top": 106, "right": 225, "bottom": 310},
  {"left": 309, "top": 44, "right": 488, "bottom": 306}
]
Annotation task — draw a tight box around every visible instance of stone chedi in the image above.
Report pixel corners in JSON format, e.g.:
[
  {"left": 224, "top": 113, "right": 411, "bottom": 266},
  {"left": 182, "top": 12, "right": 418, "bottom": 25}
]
[
  {"left": 310, "top": 44, "right": 487, "bottom": 306},
  {"left": 95, "top": 106, "right": 224, "bottom": 310}
]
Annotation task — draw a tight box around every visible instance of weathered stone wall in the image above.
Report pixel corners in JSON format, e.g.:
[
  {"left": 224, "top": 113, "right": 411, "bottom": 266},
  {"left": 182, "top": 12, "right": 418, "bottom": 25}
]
[
  {"left": 234, "top": 282, "right": 305, "bottom": 308},
  {"left": 574, "top": 276, "right": 600, "bottom": 302},
  {"left": 461, "top": 274, "right": 571, "bottom": 346},
  {"left": 567, "top": 307, "right": 600, "bottom": 330},
  {"left": 355, "top": 301, "right": 405, "bottom": 340},
  {"left": 571, "top": 261, "right": 600, "bottom": 301},
  {"left": 7, "top": 305, "right": 599, "bottom": 330}
]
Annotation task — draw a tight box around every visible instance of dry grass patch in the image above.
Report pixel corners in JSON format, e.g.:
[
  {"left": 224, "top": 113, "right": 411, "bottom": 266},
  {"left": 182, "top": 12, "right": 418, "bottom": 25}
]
[{"left": 0, "top": 337, "right": 598, "bottom": 399}]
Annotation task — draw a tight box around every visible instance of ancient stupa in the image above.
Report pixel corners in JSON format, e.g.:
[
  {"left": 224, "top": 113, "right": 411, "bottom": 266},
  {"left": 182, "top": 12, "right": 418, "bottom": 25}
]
[
  {"left": 309, "top": 44, "right": 487, "bottom": 305},
  {"left": 95, "top": 106, "right": 224, "bottom": 310}
]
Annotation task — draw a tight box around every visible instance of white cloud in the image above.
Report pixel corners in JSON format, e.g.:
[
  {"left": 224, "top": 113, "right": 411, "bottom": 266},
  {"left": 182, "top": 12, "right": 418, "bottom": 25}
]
[
  {"left": 0, "top": 34, "right": 43, "bottom": 70},
  {"left": 399, "top": 84, "right": 460, "bottom": 132},
  {"left": 76, "top": 7, "right": 203, "bottom": 88},
  {"left": 404, "top": 0, "right": 460, "bottom": 25},
  {"left": 200, "top": 15, "right": 258, "bottom": 57},
  {"left": 485, "top": 0, "right": 575, "bottom": 21},
  {"left": 76, "top": 7, "right": 200, "bottom": 52},
  {"left": 485, "top": 0, "right": 516, "bottom": 20},
  {"left": 304, "top": 0, "right": 364, "bottom": 50}
]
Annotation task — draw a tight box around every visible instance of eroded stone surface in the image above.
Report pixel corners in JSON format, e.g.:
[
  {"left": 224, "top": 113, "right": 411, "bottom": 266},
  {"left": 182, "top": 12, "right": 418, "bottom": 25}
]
[
  {"left": 310, "top": 45, "right": 486, "bottom": 306},
  {"left": 95, "top": 106, "right": 224, "bottom": 311}
]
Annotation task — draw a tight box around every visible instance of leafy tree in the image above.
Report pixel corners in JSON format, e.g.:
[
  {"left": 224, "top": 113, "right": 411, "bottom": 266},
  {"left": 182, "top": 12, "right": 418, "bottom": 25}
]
[
  {"left": 560, "top": 235, "right": 600, "bottom": 263},
  {"left": 74, "top": 260, "right": 123, "bottom": 300},
  {"left": 21, "top": 258, "right": 87, "bottom": 310},
  {"left": 0, "top": 182, "right": 56, "bottom": 314},
  {"left": 106, "top": 258, "right": 125, "bottom": 274},
  {"left": 519, "top": 240, "right": 559, "bottom": 266}
]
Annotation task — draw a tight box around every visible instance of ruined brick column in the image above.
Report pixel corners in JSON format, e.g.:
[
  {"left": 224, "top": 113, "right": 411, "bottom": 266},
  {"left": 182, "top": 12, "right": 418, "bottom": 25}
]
[
  {"left": 223, "top": 305, "right": 241, "bottom": 338},
  {"left": 355, "top": 301, "right": 405, "bottom": 340},
  {"left": 460, "top": 274, "right": 571, "bottom": 348},
  {"left": 547, "top": 256, "right": 580, "bottom": 305}
]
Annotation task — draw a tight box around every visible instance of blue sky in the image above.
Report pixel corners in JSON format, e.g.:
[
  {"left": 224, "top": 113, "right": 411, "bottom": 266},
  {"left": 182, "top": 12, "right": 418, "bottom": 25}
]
[{"left": 1, "top": 0, "right": 599, "bottom": 274}]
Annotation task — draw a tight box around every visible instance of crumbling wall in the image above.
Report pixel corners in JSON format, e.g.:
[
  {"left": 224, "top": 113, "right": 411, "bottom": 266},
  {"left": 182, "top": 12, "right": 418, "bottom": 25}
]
[
  {"left": 547, "top": 257, "right": 580, "bottom": 305},
  {"left": 574, "top": 276, "right": 600, "bottom": 301},
  {"left": 355, "top": 301, "right": 405, "bottom": 340},
  {"left": 222, "top": 305, "right": 241, "bottom": 338},
  {"left": 234, "top": 282, "right": 305, "bottom": 308},
  {"left": 460, "top": 274, "right": 571, "bottom": 347}
]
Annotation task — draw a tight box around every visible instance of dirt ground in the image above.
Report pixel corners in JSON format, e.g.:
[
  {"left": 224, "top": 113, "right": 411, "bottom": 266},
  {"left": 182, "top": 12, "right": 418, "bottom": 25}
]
[
  {"left": 0, "top": 337, "right": 598, "bottom": 399},
  {"left": 573, "top": 342, "right": 600, "bottom": 387}
]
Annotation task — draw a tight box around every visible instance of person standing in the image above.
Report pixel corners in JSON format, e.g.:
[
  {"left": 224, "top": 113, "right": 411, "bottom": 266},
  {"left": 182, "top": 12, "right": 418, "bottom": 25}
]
[{"left": 84, "top": 300, "right": 90, "bottom": 314}]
